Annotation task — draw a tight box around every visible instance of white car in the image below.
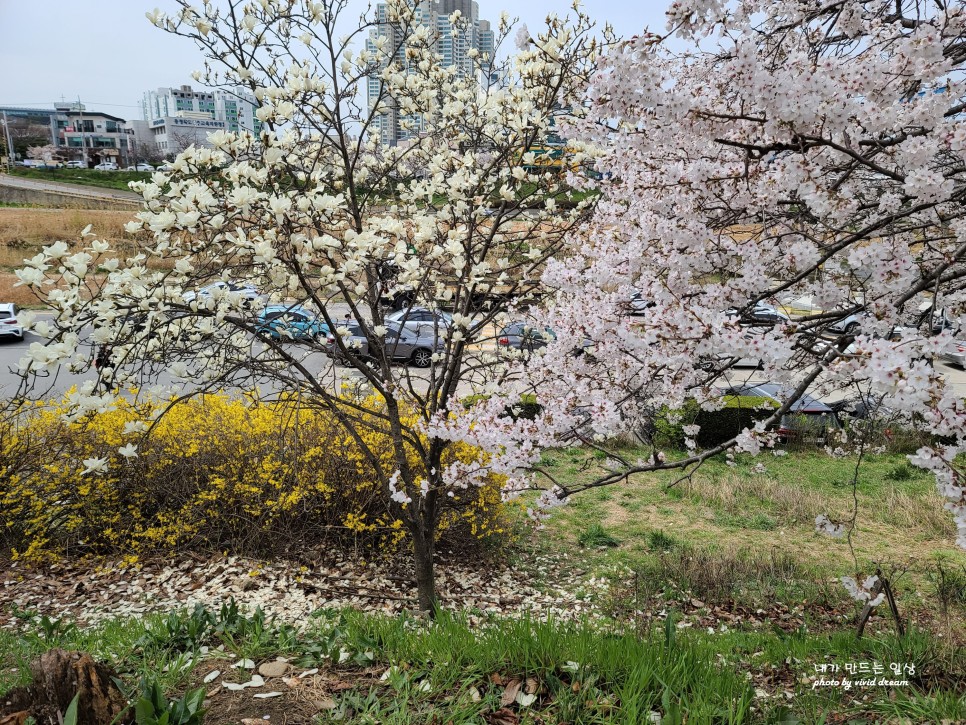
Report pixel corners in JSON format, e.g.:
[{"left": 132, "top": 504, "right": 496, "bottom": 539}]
[
  {"left": 940, "top": 340, "right": 966, "bottom": 369},
  {"left": 385, "top": 307, "right": 453, "bottom": 330},
  {"left": 125, "top": 163, "right": 155, "bottom": 172},
  {"left": 93, "top": 162, "right": 118, "bottom": 171},
  {"left": 725, "top": 302, "right": 789, "bottom": 325},
  {"left": 182, "top": 281, "right": 260, "bottom": 306},
  {"left": 0, "top": 303, "right": 24, "bottom": 340},
  {"left": 65, "top": 160, "right": 86, "bottom": 169}
]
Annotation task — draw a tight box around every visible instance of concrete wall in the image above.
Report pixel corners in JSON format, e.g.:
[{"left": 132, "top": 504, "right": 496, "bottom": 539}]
[{"left": 0, "top": 183, "right": 140, "bottom": 211}]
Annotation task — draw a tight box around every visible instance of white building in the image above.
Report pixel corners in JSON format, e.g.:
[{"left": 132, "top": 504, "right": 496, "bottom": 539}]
[
  {"left": 366, "top": 0, "right": 496, "bottom": 146},
  {"left": 140, "top": 85, "right": 263, "bottom": 157}
]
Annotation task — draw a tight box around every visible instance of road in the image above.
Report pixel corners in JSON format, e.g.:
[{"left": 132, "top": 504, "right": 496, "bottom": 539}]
[
  {"left": 0, "top": 308, "right": 500, "bottom": 402},
  {"left": 1, "top": 314, "right": 964, "bottom": 404}
]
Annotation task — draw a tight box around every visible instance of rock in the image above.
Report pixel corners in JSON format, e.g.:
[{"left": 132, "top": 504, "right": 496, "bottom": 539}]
[
  {"left": 257, "top": 661, "right": 290, "bottom": 678},
  {"left": 311, "top": 698, "right": 336, "bottom": 711},
  {"left": 232, "top": 576, "right": 258, "bottom": 592}
]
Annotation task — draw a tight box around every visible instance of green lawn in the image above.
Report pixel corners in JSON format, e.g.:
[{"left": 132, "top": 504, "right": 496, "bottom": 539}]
[
  {"left": 8, "top": 167, "right": 151, "bottom": 192},
  {"left": 1, "top": 448, "right": 964, "bottom": 723},
  {"left": 1, "top": 602, "right": 962, "bottom": 724}
]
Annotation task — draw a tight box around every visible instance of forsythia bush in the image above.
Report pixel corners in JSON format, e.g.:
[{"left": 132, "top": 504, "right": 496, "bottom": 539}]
[{"left": 0, "top": 393, "right": 506, "bottom": 562}]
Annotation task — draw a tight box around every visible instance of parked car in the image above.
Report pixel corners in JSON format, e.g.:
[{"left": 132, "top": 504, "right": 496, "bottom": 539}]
[
  {"left": 497, "top": 322, "right": 556, "bottom": 354},
  {"left": 257, "top": 305, "right": 328, "bottom": 341},
  {"left": 65, "top": 160, "right": 86, "bottom": 169},
  {"left": 385, "top": 307, "right": 453, "bottom": 329},
  {"left": 940, "top": 339, "right": 966, "bottom": 369},
  {"left": 829, "top": 307, "right": 952, "bottom": 336},
  {"left": 828, "top": 393, "right": 896, "bottom": 422},
  {"left": 156, "top": 163, "right": 174, "bottom": 172},
  {"left": 720, "top": 382, "right": 841, "bottom": 442},
  {"left": 325, "top": 322, "right": 444, "bottom": 368},
  {"left": 626, "top": 291, "right": 654, "bottom": 317},
  {"left": 182, "top": 281, "right": 260, "bottom": 306},
  {"left": 125, "top": 163, "right": 155, "bottom": 172},
  {"left": 93, "top": 162, "right": 119, "bottom": 171},
  {"left": 0, "top": 303, "right": 24, "bottom": 340},
  {"left": 725, "top": 303, "right": 789, "bottom": 325}
]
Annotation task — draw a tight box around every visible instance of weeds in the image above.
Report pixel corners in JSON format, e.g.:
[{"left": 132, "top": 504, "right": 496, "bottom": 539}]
[
  {"left": 130, "top": 678, "right": 207, "bottom": 725},
  {"left": 647, "top": 529, "right": 679, "bottom": 552},
  {"left": 577, "top": 523, "right": 620, "bottom": 548}
]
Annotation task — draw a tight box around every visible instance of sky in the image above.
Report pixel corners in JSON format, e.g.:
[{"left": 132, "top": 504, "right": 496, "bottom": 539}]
[{"left": 0, "top": 0, "right": 668, "bottom": 120}]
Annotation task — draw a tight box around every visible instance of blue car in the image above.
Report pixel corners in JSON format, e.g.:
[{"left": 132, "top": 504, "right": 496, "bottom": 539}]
[{"left": 257, "top": 305, "right": 329, "bottom": 341}]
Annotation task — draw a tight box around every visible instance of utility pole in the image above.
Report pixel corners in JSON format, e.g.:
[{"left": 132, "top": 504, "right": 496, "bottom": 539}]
[
  {"left": 77, "top": 96, "right": 88, "bottom": 167},
  {"left": 1, "top": 111, "right": 14, "bottom": 171}
]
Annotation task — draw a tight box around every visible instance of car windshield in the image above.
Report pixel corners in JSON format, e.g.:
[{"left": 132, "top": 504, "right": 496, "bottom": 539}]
[{"left": 0, "top": 311, "right": 11, "bottom": 320}]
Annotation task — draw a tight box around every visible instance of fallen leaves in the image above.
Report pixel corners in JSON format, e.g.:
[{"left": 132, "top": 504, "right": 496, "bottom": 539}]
[
  {"left": 499, "top": 678, "right": 522, "bottom": 707},
  {"left": 483, "top": 708, "right": 520, "bottom": 725}
]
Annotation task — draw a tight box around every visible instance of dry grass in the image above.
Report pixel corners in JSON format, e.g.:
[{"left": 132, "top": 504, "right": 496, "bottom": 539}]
[
  {"left": 0, "top": 208, "right": 143, "bottom": 247},
  {"left": 684, "top": 472, "right": 829, "bottom": 525},
  {"left": 881, "top": 487, "right": 956, "bottom": 538},
  {"left": 0, "top": 211, "right": 174, "bottom": 299},
  {"left": 683, "top": 471, "right": 954, "bottom": 539},
  {"left": 0, "top": 274, "right": 43, "bottom": 308}
]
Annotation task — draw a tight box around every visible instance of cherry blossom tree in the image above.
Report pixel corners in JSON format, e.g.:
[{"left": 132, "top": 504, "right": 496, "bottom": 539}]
[
  {"left": 15, "top": 0, "right": 604, "bottom": 612},
  {"left": 453, "top": 0, "right": 966, "bottom": 607}
]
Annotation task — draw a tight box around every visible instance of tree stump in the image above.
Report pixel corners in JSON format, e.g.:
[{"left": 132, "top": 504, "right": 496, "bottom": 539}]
[{"left": 0, "top": 649, "right": 130, "bottom": 725}]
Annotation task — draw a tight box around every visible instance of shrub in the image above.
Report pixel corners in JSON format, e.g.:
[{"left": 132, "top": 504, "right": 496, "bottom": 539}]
[
  {"left": 0, "top": 393, "right": 506, "bottom": 562},
  {"left": 461, "top": 393, "right": 543, "bottom": 421},
  {"left": 654, "top": 397, "right": 777, "bottom": 449}
]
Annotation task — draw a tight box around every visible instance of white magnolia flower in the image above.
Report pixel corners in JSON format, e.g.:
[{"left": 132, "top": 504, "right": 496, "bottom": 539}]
[{"left": 81, "top": 457, "right": 109, "bottom": 476}]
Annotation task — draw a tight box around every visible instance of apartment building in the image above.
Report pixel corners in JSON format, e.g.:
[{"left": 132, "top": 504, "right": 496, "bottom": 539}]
[
  {"left": 366, "top": 0, "right": 496, "bottom": 146},
  {"left": 140, "top": 85, "right": 263, "bottom": 157}
]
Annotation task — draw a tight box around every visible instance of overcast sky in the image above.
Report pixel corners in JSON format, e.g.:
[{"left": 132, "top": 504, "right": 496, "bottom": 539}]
[{"left": 0, "top": 1, "right": 667, "bottom": 120}]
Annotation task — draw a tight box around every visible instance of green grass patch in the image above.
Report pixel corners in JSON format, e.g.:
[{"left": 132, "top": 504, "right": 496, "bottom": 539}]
[
  {"left": 9, "top": 167, "right": 150, "bottom": 192},
  {"left": 577, "top": 523, "right": 621, "bottom": 548},
  {"left": 1, "top": 603, "right": 962, "bottom": 723}
]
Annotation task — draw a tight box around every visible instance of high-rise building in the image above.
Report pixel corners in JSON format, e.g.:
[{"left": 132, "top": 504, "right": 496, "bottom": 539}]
[
  {"left": 366, "top": 1, "right": 496, "bottom": 146},
  {"left": 140, "top": 85, "right": 263, "bottom": 157}
]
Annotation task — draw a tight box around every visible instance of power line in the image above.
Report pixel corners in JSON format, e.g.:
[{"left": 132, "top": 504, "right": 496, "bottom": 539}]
[{"left": 2, "top": 101, "right": 141, "bottom": 108}]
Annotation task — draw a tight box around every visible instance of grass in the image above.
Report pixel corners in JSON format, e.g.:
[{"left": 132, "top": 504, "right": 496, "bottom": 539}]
[
  {"left": 0, "top": 207, "right": 141, "bottom": 248},
  {"left": 0, "top": 602, "right": 962, "bottom": 723},
  {"left": 0, "top": 448, "right": 964, "bottom": 722},
  {"left": 8, "top": 166, "right": 150, "bottom": 192},
  {"left": 535, "top": 448, "right": 962, "bottom": 581},
  {"left": 0, "top": 207, "right": 154, "bottom": 307}
]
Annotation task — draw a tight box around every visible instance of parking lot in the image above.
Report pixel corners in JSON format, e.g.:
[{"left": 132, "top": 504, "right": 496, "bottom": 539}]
[{"left": 3, "top": 307, "right": 966, "bottom": 405}]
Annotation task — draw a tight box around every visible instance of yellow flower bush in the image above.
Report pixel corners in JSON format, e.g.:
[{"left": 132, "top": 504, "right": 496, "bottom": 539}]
[{"left": 0, "top": 392, "right": 506, "bottom": 562}]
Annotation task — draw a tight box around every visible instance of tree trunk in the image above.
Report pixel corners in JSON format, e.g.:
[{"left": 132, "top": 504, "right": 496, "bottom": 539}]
[
  {"left": 412, "top": 525, "right": 437, "bottom": 615},
  {"left": 0, "top": 649, "right": 130, "bottom": 724}
]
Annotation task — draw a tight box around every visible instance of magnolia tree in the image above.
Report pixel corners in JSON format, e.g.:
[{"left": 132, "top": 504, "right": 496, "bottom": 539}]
[
  {"left": 15, "top": 0, "right": 603, "bottom": 611},
  {"left": 449, "top": 0, "right": 966, "bottom": 610}
]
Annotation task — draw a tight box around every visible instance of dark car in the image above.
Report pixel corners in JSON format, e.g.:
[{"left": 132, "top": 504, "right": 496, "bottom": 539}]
[
  {"left": 497, "top": 322, "right": 557, "bottom": 354},
  {"left": 720, "top": 382, "right": 841, "bottom": 442},
  {"left": 725, "top": 303, "right": 789, "bottom": 325}
]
